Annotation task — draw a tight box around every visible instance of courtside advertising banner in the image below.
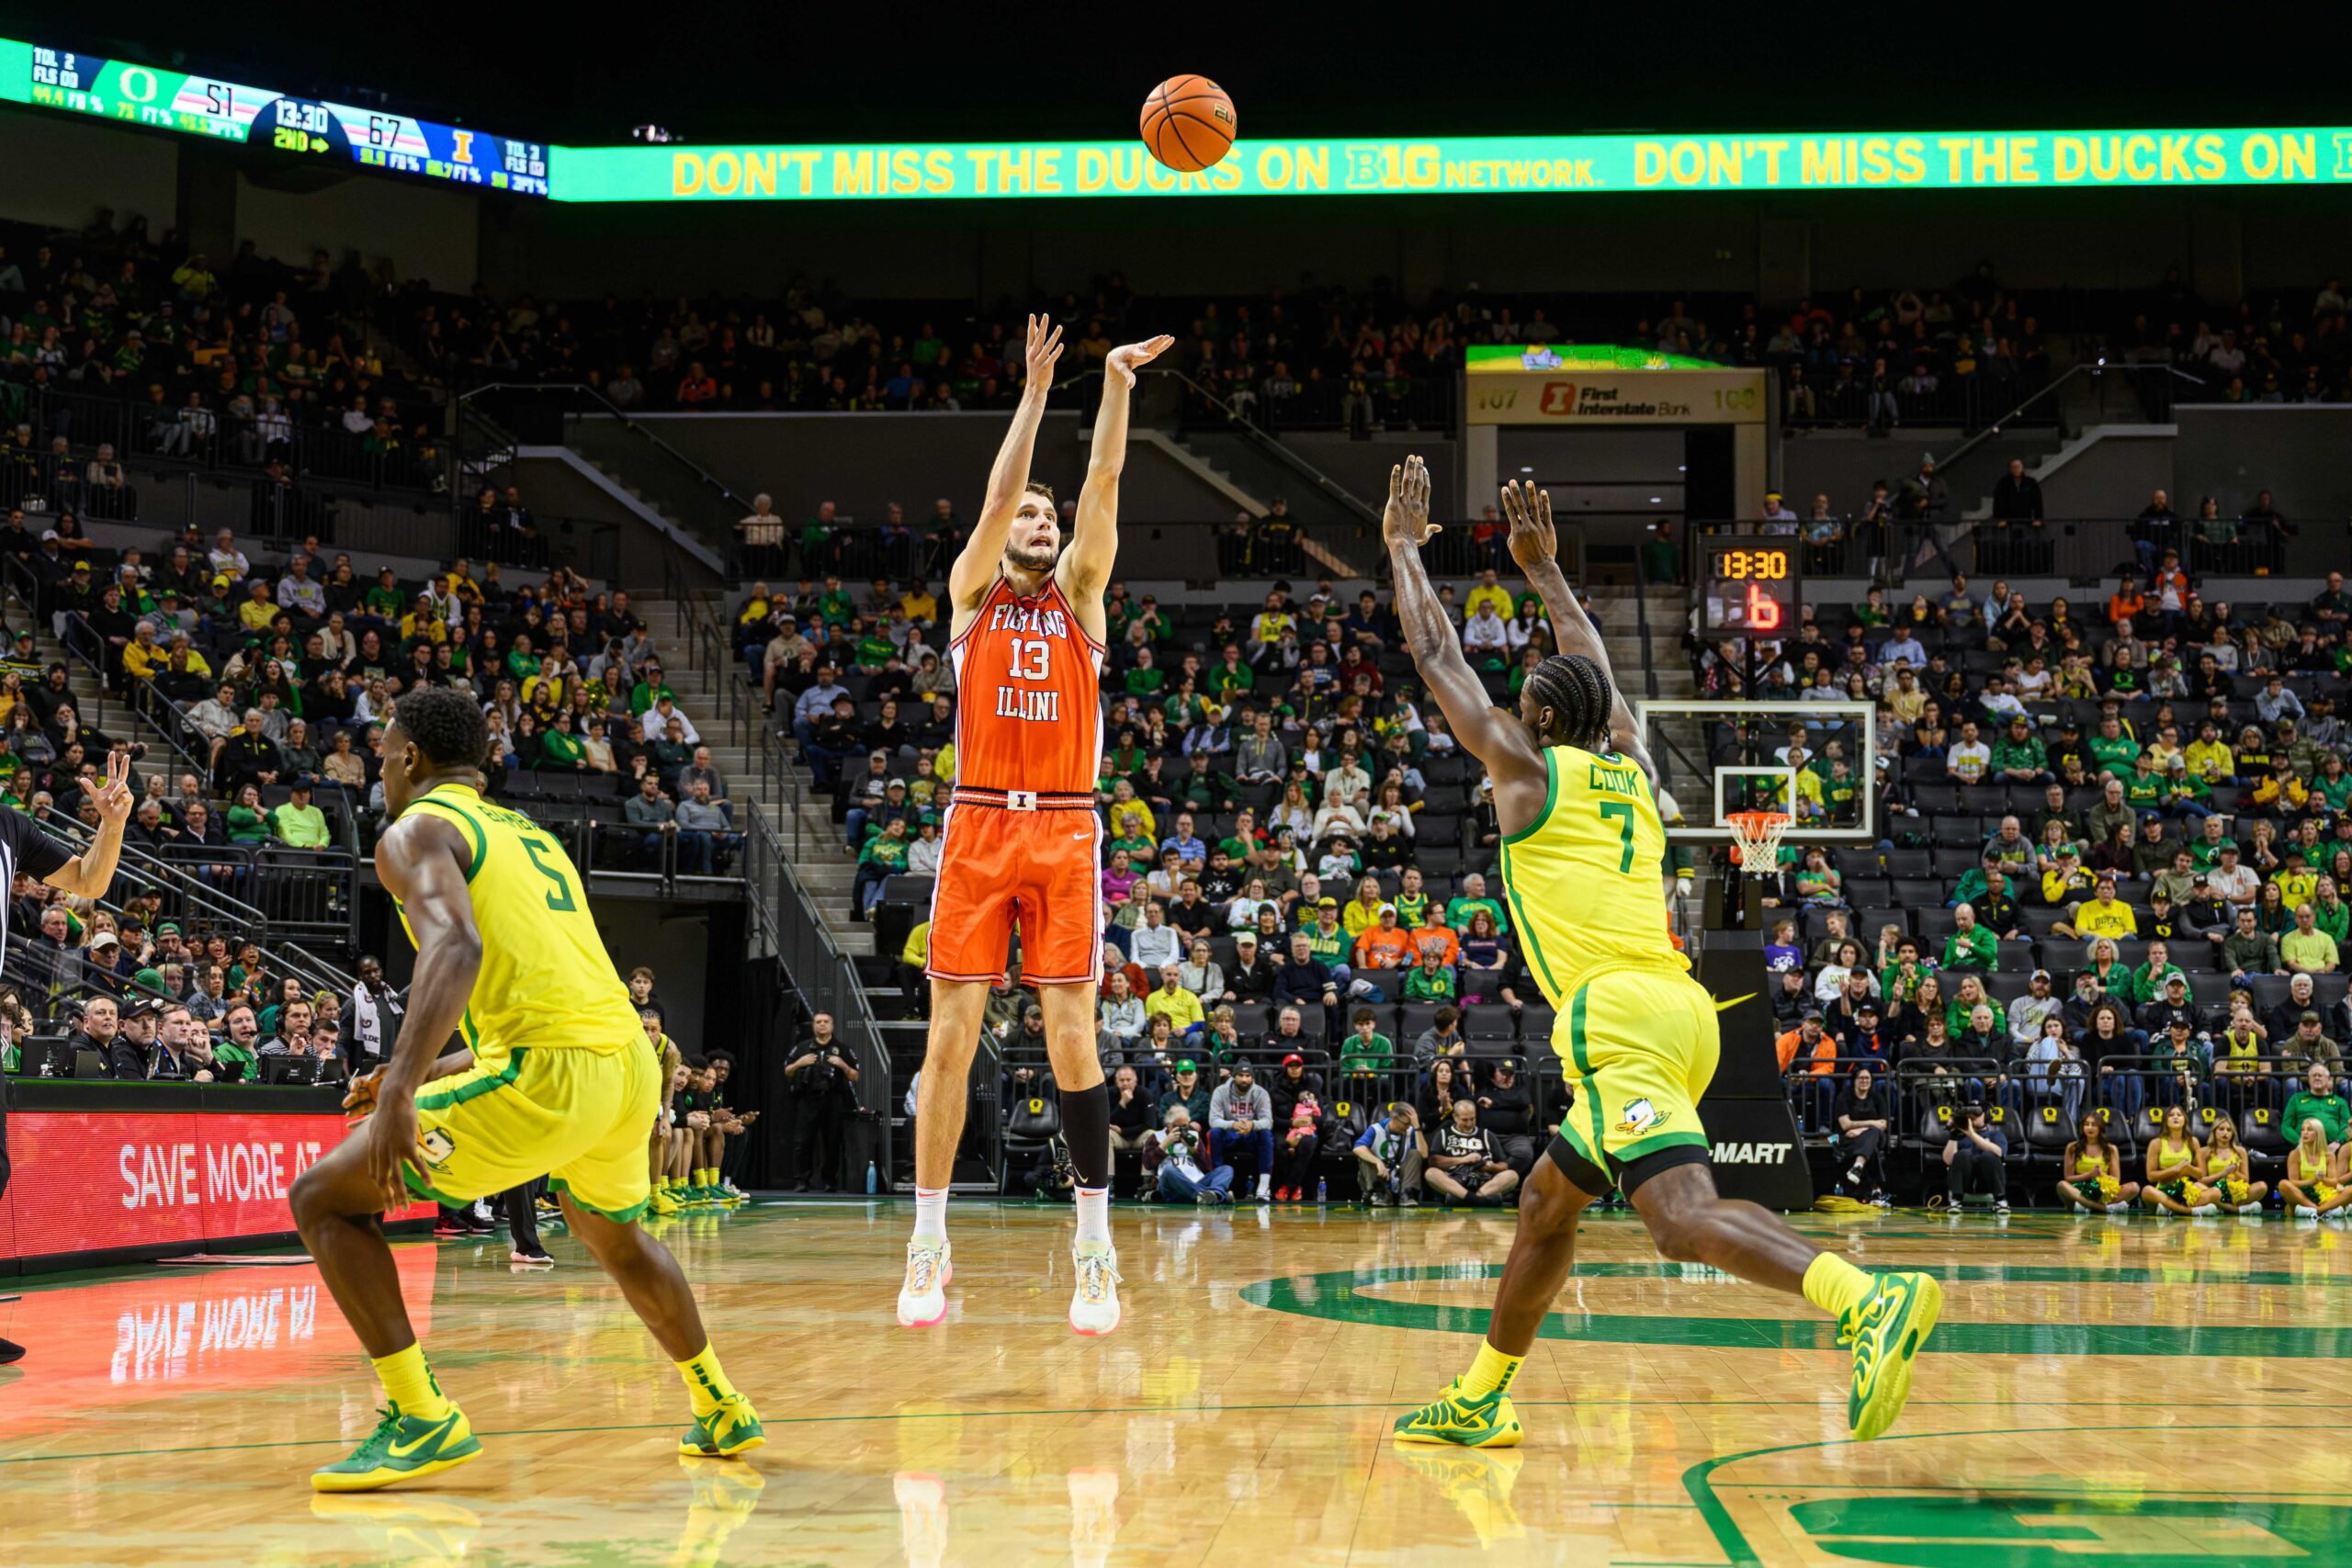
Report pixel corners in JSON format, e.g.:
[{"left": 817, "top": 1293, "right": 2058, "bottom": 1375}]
[{"left": 0, "top": 1108, "right": 432, "bottom": 1266}]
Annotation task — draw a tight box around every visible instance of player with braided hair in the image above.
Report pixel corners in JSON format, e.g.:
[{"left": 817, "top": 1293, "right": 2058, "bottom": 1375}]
[{"left": 1382, "top": 458, "right": 1938, "bottom": 1451}]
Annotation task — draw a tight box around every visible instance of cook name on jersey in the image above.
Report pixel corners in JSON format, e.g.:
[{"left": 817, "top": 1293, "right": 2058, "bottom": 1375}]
[{"left": 988, "top": 598, "right": 1070, "bottom": 722}]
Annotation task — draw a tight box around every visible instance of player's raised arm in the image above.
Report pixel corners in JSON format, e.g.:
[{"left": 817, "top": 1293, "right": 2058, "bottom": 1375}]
[
  {"left": 949, "top": 314, "right": 1064, "bottom": 613},
  {"left": 1501, "top": 479, "right": 1657, "bottom": 781},
  {"left": 1384, "top": 457, "right": 1546, "bottom": 815},
  {"left": 1059, "top": 333, "right": 1174, "bottom": 603}
]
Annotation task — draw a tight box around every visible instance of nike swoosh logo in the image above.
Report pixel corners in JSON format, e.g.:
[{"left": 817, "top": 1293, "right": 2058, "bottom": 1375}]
[
  {"left": 388, "top": 1416, "right": 456, "bottom": 1459},
  {"left": 1073, "top": 831, "right": 1091, "bottom": 841},
  {"left": 1712, "top": 992, "right": 1758, "bottom": 1013}
]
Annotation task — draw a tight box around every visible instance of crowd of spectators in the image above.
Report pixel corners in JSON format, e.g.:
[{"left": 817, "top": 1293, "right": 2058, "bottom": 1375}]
[
  {"left": 1735, "top": 559, "right": 2352, "bottom": 1204},
  {"left": 5, "top": 513, "right": 736, "bottom": 878},
  {"left": 0, "top": 211, "right": 445, "bottom": 511}
]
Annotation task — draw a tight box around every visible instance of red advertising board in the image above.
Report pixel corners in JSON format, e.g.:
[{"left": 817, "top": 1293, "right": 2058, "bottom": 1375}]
[{"left": 0, "top": 1108, "right": 435, "bottom": 1265}]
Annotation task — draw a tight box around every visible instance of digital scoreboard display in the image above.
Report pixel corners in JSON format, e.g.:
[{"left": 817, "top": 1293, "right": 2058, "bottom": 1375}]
[
  {"left": 1700, "top": 539, "right": 1801, "bottom": 637},
  {"left": 14, "top": 41, "right": 548, "bottom": 196}
]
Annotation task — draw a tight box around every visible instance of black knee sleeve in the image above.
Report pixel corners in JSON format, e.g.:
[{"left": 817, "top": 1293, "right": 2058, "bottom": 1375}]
[{"left": 1057, "top": 1082, "right": 1112, "bottom": 1188}]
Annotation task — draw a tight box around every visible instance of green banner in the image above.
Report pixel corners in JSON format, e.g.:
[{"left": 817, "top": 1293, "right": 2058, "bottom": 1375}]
[
  {"left": 1464, "top": 344, "right": 1721, "bottom": 372},
  {"left": 548, "top": 128, "right": 2352, "bottom": 203}
]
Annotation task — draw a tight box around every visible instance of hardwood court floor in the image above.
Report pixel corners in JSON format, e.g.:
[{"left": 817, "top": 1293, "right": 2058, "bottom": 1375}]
[{"left": 4, "top": 1200, "right": 2352, "bottom": 1566}]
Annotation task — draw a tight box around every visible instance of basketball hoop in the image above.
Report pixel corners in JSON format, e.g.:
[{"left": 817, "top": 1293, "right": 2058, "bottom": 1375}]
[{"left": 1724, "top": 810, "right": 1792, "bottom": 879}]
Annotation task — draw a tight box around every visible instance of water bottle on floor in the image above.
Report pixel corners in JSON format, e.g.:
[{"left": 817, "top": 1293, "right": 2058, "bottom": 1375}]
[
  {"left": 1315, "top": 1177, "right": 1327, "bottom": 1204},
  {"left": 865, "top": 1159, "right": 878, "bottom": 1195}
]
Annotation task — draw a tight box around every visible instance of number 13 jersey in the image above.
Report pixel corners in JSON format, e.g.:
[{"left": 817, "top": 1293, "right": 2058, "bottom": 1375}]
[{"left": 948, "top": 575, "right": 1104, "bottom": 796}]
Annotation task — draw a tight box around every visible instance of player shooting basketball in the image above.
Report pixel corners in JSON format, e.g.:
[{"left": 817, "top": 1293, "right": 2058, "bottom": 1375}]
[
  {"left": 1379, "top": 460, "right": 1939, "bottom": 1450},
  {"left": 899, "top": 315, "right": 1171, "bottom": 1335}
]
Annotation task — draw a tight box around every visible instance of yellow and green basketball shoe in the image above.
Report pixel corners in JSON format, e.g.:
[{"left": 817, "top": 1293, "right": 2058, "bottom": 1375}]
[
  {"left": 1838, "top": 1269, "right": 1942, "bottom": 1440},
  {"left": 1392, "top": 1377, "right": 1524, "bottom": 1449},
  {"left": 679, "top": 1393, "right": 767, "bottom": 1458},
  {"left": 311, "top": 1403, "right": 482, "bottom": 1493}
]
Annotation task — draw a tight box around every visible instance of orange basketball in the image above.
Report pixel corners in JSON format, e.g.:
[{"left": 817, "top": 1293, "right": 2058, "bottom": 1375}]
[{"left": 1140, "top": 74, "right": 1237, "bottom": 173}]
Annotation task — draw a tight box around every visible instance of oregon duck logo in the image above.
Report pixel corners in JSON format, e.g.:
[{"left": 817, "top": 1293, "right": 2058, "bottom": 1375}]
[
  {"left": 421, "top": 1129, "right": 455, "bottom": 1166},
  {"left": 1617, "top": 1098, "right": 1662, "bottom": 1134}
]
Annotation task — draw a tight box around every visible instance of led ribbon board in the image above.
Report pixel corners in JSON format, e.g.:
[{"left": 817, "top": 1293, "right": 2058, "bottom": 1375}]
[{"left": 0, "top": 37, "right": 548, "bottom": 195}]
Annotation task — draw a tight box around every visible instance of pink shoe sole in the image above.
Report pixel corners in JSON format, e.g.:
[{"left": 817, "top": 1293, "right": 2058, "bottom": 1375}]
[
  {"left": 1069, "top": 1305, "right": 1121, "bottom": 1337},
  {"left": 897, "top": 1262, "right": 952, "bottom": 1327}
]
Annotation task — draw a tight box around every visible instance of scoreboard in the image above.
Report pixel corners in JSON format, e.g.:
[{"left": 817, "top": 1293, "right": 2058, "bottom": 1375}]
[
  {"left": 1697, "top": 536, "right": 1801, "bottom": 637},
  {"left": 12, "top": 40, "right": 548, "bottom": 197}
]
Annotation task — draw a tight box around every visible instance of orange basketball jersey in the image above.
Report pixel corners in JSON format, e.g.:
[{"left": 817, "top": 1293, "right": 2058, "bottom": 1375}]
[{"left": 948, "top": 575, "right": 1103, "bottom": 795}]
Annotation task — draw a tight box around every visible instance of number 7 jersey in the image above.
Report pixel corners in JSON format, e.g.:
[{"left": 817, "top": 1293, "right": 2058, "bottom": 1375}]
[
  {"left": 396, "top": 781, "right": 645, "bottom": 1059},
  {"left": 1498, "top": 744, "right": 1689, "bottom": 1007},
  {"left": 948, "top": 575, "right": 1105, "bottom": 795}
]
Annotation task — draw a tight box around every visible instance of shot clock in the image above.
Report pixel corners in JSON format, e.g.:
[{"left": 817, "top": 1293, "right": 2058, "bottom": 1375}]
[{"left": 1698, "top": 536, "right": 1801, "bottom": 637}]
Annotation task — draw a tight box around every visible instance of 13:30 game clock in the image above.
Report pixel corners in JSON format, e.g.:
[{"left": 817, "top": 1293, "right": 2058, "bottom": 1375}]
[{"left": 1699, "top": 538, "right": 1801, "bottom": 637}]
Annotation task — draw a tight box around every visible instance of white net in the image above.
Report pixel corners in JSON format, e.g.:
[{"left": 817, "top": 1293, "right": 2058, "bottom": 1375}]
[{"left": 1724, "top": 811, "right": 1792, "bottom": 881}]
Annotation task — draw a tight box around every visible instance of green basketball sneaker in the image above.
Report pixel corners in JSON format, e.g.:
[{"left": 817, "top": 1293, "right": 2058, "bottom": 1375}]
[
  {"left": 679, "top": 1393, "right": 767, "bottom": 1458},
  {"left": 311, "top": 1402, "right": 482, "bottom": 1493},
  {"left": 1838, "top": 1269, "right": 1943, "bottom": 1440},
  {"left": 1392, "top": 1377, "right": 1524, "bottom": 1449}
]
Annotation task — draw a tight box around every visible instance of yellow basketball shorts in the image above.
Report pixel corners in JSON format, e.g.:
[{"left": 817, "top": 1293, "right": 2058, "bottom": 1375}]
[
  {"left": 402, "top": 1041, "right": 660, "bottom": 1223},
  {"left": 1548, "top": 965, "right": 1721, "bottom": 1181}
]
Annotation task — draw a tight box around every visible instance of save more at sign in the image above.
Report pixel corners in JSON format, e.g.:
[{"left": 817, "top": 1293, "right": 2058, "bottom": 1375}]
[
  {"left": 1467, "top": 367, "right": 1767, "bottom": 426},
  {"left": 2, "top": 1109, "right": 434, "bottom": 1263},
  {"left": 119, "top": 1130, "right": 326, "bottom": 1211}
]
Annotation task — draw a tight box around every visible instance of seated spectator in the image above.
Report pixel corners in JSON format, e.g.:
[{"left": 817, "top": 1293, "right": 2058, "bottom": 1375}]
[
  {"left": 1208, "top": 1060, "right": 1274, "bottom": 1201},
  {"left": 1776, "top": 1009, "right": 1834, "bottom": 1074},
  {"left": 2222, "top": 905, "right": 2283, "bottom": 981},
  {"left": 1828, "top": 1066, "right": 1892, "bottom": 1203},
  {"left": 1943, "top": 904, "right": 1996, "bottom": 971},
  {"left": 1108, "top": 1066, "right": 1155, "bottom": 1154},
  {"left": 2283, "top": 1065, "right": 2350, "bottom": 1147},
  {"left": 1424, "top": 1099, "right": 1521, "bottom": 1206},
  {"left": 1145, "top": 964, "right": 1204, "bottom": 1036},
  {"left": 268, "top": 781, "right": 331, "bottom": 849},
  {"left": 2283, "top": 902, "right": 2341, "bottom": 976},
  {"left": 626, "top": 773, "right": 680, "bottom": 871},
  {"left": 1352, "top": 1101, "right": 1425, "bottom": 1207},
  {"left": 2054, "top": 876, "right": 2137, "bottom": 941},
  {"left": 675, "top": 778, "right": 735, "bottom": 878},
  {"left": 1098, "top": 971, "right": 1147, "bottom": 1058},
  {"left": 1474, "top": 1055, "right": 1536, "bottom": 1176}
]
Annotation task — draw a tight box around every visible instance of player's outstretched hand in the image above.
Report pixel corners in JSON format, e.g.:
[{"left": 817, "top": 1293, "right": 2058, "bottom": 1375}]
[
  {"left": 1023, "top": 313, "right": 1066, "bottom": 388},
  {"left": 81, "top": 751, "right": 133, "bottom": 827},
  {"left": 1501, "top": 478, "right": 1557, "bottom": 570},
  {"left": 1105, "top": 335, "right": 1174, "bottom": 389},
  {"left": 1383, "top": 454, "right": 1438, "bottom": 549}
]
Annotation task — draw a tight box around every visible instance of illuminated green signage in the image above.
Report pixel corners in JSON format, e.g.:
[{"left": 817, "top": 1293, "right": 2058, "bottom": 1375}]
[
  {"left": 546, "top": 128, "right": 2352, "bottom": 202},
  {"left": 6, "top": 39, "right": 2347, "bottom": 209}
]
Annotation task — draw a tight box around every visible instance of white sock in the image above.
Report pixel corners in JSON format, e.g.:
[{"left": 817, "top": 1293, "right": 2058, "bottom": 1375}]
[
  {"left": 1074, "top": 1185, "right": 1111, "bottom": 1247},
  {"left": 1255, "top": 1173, "right": 1271, "bottom": 1199},
  {"left": 913, "top": 1187, "right": 949, "bottom": 1244}
]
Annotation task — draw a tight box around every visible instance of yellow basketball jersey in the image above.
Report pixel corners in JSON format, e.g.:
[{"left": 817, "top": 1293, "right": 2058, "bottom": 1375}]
[
  {"left": 1498, "top": 744, "right": 1687, "bottom": 1009},
  {"left": 398, "top": 782, "right": 643, "bottom": 1060}
]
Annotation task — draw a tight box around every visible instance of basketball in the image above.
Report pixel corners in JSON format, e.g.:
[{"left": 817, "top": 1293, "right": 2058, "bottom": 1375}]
[{"left": 1140, "top": 74, "right": 1237, "bottom": 172}]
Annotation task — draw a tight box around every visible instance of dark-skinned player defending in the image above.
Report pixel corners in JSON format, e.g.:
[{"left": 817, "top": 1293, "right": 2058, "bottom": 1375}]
[
  {"left": 290, "top": 688, "right": 760, "bottom": 1492},
  {"left": 1380, "top": 459, "right": 1939, "bottom": 1450},
  {"left": 899, "top": 315, "right": 1170, "bottom": 1335}
]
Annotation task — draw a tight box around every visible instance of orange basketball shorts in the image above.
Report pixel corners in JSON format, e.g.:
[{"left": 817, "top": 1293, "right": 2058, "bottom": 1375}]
[{"left": 925, "top": 801, "right": 1103, "bottom": 987}]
